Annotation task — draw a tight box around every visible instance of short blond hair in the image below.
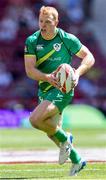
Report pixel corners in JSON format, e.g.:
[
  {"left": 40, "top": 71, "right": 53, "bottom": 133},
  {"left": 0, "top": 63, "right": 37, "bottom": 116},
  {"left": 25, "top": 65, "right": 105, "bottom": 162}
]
[{"left": 39, "top": 6, "right": 59, "bottom": 21}]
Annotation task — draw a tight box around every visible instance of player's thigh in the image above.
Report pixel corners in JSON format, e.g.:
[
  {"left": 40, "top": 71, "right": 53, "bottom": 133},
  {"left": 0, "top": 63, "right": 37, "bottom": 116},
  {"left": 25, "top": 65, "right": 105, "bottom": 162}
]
[
  {"left": 30, "top": 100, "right": 59, "bottom": 124},
  {"left": 42, "top": 88, "right": 74, "bottom": 113}
]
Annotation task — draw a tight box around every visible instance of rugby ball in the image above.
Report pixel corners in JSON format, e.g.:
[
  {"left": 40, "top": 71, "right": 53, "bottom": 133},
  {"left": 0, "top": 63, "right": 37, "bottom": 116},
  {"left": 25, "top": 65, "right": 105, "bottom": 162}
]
[{"left": 54, "top": 63, "right": 75, "bottom": 93}]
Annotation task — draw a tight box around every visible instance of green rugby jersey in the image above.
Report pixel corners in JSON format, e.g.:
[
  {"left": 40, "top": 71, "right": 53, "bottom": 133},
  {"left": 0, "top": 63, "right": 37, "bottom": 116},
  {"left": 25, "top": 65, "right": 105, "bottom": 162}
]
[{"left": 24, "top": 28, "right": 82, "bottom": 92}]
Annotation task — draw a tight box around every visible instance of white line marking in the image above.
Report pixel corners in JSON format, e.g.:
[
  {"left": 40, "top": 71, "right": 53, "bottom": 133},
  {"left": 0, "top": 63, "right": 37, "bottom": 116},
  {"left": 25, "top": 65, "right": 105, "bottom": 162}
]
[{"left": 0, "top": 148, "right": 106, "bottom": 163}]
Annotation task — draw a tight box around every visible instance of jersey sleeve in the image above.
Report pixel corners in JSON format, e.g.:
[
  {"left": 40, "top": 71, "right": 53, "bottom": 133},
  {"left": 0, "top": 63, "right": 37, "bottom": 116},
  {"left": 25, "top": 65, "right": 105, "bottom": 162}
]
[
  {"left": 24, "top": 36, "right": 36, "bottom": 56},
  {"left": 63, "top": 32, "right": 82, "bottom": 55}
]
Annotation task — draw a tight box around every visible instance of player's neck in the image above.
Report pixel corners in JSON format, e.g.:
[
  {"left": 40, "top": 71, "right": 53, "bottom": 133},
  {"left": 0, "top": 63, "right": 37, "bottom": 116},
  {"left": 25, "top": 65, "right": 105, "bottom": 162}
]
[{"left": 41, "top": 28, "right": 58, "bottom": 40}]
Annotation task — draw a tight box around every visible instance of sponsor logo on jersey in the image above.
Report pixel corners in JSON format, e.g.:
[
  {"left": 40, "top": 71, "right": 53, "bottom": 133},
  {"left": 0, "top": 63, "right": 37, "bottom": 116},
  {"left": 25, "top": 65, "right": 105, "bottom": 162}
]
[
  {"left": 48, "top": 57, "right": 62, "bottom": 61},
  {"left": 36, "top": 44, "right": 44, "bottom": 51},
  {"left": 53, "top": 43, "right": 61, "bottom": 51}
]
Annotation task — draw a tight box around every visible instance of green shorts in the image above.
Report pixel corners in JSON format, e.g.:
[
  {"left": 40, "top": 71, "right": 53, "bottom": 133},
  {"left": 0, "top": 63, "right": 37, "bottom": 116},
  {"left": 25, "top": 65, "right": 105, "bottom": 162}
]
[{"left": 38, "top": 88, "right": 74, "bottom": 113}]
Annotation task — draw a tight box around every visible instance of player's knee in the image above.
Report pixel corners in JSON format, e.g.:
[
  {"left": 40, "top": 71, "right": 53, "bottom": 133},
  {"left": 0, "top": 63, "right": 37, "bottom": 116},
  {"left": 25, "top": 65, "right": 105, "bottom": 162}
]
[{"left": 29, "top": 113, "right": 40, "bottom": 129}]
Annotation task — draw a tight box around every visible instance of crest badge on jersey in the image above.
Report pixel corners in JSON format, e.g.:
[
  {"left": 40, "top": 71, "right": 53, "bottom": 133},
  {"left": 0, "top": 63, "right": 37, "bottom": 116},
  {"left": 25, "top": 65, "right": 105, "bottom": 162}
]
[{"left": 53, "top": 43, "right": 61, "bottom": 51}]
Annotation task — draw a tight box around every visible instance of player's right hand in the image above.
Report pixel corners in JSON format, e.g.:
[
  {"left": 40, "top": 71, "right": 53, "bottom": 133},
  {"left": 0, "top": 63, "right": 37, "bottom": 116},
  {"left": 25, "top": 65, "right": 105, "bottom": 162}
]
[{"left": 45, "top": 74, "right": 61, "bottom": 89}]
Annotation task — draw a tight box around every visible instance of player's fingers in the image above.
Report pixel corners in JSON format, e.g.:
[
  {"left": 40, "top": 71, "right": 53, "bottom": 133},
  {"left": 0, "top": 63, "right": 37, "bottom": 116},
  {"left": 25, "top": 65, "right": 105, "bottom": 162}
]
[
  {"left": 51, "top": 73, "right": 59, "bottom": 82},
  {"left": 51, "top": 74, "right": 59, "bottom": 85}
]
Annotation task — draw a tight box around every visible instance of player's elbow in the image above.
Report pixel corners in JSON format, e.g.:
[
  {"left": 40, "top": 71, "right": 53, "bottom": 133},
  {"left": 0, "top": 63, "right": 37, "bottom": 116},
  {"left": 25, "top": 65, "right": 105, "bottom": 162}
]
[
  {"left": 86, "top": 51, "right": 95, "bottom": 69},
  {"left": 90, "top": 54, "right": 95, "bottom": 67},
  {"left": 25, "top": 68, "right": 33, "bottom": 79}
]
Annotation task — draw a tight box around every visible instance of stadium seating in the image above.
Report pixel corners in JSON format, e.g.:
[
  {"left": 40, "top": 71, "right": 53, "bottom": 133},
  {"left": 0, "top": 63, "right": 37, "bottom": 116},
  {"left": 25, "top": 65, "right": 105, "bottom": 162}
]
[{"left": 0, "top": 0, "right": 106, "bottom": 114}]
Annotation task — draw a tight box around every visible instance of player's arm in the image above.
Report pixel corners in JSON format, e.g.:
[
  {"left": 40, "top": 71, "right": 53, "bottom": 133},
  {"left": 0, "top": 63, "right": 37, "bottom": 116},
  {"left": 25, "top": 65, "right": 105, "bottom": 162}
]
[
  {"left": 75, "top": 45, "right": 95, "bottom": 76},
  {"left": 24, "top": 55, "right": 58, "bottom": 87},
  {"left": 24, "top": 55, "right": 48, "bottom": 81},
  {"left": 71, "top": 45, "right": 95, "bottom": 88}
]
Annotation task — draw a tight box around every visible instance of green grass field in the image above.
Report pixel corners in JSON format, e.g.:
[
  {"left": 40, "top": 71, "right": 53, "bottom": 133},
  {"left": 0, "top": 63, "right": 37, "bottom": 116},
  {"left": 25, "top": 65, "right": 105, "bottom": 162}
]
[
  {"left": 0, "top": 128, "right": 106, "bottom": 149},
  {"left": 0, "top": 128, "right": 106, "bottom": 179},
  {"left": 0, "top": 163, "right": 106, "bottom": 179}
]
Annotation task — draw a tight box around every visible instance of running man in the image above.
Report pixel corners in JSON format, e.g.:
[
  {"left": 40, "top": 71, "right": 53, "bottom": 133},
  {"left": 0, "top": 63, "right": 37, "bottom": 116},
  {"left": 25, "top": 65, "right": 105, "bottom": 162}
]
[{"left": 24, "top": 6, "right": 95, "bottom": 176}]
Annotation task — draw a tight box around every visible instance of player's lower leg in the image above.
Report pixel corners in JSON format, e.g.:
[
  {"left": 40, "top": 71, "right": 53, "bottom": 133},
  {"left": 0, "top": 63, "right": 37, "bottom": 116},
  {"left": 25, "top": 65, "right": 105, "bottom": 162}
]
[
  {"left": 52, "top": 128, "right": 72, "bottom": 164},
  {"left": 69, "top": 147, "right": 81, "bottom": 163},
  {"left": 54, "top": 131, "right": 85, "bottom": 167},
  {"left": 47, "top": 134, "right": 61, "bottom": 147}
]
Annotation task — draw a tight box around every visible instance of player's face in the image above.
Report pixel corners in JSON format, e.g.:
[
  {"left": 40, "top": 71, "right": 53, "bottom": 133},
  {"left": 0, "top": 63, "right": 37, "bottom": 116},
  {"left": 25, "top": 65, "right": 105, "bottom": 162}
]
[{"left": 39, "top": 13, "right": 58, "bottom": 38}]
